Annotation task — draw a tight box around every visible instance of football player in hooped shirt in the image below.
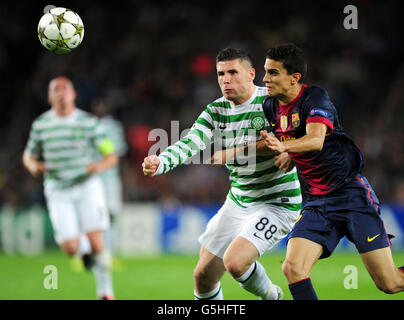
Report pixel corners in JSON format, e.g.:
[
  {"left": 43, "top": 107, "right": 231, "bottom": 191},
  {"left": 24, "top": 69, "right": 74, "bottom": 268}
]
[{"left": 260, "top": 43, "right": 404, "bottom": 299}]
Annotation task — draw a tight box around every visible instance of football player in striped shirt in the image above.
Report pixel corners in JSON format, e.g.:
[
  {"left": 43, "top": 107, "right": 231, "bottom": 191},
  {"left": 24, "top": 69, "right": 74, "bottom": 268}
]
[
  {"left": 23, "top": 77, "right": 118, "bottom": 300},
  {"left": 143, "top": 48, "right": 302, "bottom": 300}
]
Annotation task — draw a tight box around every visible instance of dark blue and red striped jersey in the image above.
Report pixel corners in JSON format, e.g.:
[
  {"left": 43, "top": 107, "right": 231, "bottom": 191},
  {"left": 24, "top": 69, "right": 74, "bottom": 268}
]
[{"left": 262, "top": 85, "right": 364, "bottom": 196}]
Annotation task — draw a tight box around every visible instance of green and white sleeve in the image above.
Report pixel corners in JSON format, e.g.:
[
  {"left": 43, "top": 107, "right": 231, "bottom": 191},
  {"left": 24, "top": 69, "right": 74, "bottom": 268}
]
[
  {"left": 92, "top": 120, "right": 116, "bottom": 156},
  {"left": 154, "top": 108, "right": 215, "bottom": 175},
  {"left": 24, "top": 122, "right": 41, "bottom": 159}
]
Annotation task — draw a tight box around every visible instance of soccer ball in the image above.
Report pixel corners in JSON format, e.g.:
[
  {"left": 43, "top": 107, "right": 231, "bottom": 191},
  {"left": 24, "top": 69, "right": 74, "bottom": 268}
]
[{"left": 37, "top": 7, "right": 84, "bottom": 54}]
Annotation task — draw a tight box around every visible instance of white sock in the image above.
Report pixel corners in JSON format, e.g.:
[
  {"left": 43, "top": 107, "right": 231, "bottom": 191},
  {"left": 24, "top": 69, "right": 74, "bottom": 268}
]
[
  {"left": 92, "top": 250, "right": 114, "bottom": 298},
  {"left": 194, "top": 282, "right": 223, "bottom": 300},
  {"left": 236, "top": 261, "right": 276, "bottom": 299},
  {"left": 263, "top": 282, "right": 279, "bottom": 300}
]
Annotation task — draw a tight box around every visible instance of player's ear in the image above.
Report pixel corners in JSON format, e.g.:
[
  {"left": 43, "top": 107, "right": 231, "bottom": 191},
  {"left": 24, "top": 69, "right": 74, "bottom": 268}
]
[
  {"left": 249, "top": 67, "right": 256, "bottom": 81},
  {"left": 291, "top": 72, "right": 302, "bottom": 85},
  {"left": 47, "top": 91, "right": 53, "bottom": 106}
]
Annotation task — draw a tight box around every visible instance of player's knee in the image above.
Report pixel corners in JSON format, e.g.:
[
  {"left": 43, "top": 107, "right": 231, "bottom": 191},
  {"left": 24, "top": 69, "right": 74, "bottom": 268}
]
[
  {"left": 193, "top": 265, "right": 209, "bottom": 284},
  {"left": 282, "top": 259, "right": 309, "bottom": 282},
  {"left": 223, "top": 256, "right": 247, "bottom": 279},
  {"left": 61, "top": 240, "right": 79, "bottom": 256},
  {"left": 64, "top": 247, "right": 77, "bottom": 256}
]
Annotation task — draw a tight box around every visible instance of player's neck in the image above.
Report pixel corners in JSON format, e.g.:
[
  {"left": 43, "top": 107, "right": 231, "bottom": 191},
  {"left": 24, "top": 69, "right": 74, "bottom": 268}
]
[
  {"left": 278, "top": 84, "right": 303, "bottom": 106},
  {"left": 230, "top": 84, "right": 256, "bottom": 106},
  {"left": 53, "top": 104, "right": 76, "bottom": 117}
]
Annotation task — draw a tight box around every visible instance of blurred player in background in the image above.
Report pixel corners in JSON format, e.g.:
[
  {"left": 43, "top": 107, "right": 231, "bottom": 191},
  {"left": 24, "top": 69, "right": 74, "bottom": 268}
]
[
  {"left": 143, "top": 48, "right": 302, "bottom": 300},
  {"left": 260, "top": 43, "right": 404, "bottom": 299},
  {"left": 22, "top": 76, "right": 118, "bottom": 300},
  {"left": 91, "top": 97, "right": 127, "bottom": 255}
]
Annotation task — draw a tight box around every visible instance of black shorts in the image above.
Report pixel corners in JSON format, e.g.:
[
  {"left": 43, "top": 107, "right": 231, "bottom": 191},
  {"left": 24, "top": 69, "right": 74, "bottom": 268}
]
[{"left": 289, "top": 174, "right": 391, "bottom": 259}]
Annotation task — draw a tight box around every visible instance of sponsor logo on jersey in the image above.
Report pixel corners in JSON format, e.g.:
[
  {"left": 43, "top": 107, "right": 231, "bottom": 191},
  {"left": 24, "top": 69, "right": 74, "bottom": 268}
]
[{"left": 280, "top": 115, "right": 288, "bottom": 131}]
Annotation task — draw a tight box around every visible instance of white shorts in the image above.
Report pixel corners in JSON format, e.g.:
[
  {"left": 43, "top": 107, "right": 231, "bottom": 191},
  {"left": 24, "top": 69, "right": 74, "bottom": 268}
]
[
  {"left": 101, "top": 177, "right": 123, "bottom": 216},
  {"left": 44, "top": 176, "right": 110, "bottom": 245},
  {"left": 198, "top": 197, "right": 300, "bottom": 258}
]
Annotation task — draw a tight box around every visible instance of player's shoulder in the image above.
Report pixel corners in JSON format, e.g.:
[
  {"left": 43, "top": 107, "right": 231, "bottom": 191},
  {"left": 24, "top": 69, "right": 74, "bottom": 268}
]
[
  {"left": 75, "top": 108, "right": 96, "bottom": 119},
  {"left": 31, "top": 109, "right": 55, "bottom": 129},
  {"left": 301, "top": 85, "right": 336, "bottom": 118},
  {"left": 302, "top": 85, "right": 331, "bottom": 101},
  {"left": 75, "top": 108, "right": 100, "bottom": 126}
]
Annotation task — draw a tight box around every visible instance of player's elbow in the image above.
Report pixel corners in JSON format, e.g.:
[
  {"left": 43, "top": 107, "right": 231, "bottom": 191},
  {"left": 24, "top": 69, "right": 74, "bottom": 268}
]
[
  {"left": 22, "top": 152, "right": 33, "bottom": 172},
  {"left": 106, "top": 153, "right": 119, "bottom": 167},
  {"left": 110, "top": 153, "right": 119, "bottom": 165},
  {"left": 314, "top": 140, "right": 324, "bottom": 151}
]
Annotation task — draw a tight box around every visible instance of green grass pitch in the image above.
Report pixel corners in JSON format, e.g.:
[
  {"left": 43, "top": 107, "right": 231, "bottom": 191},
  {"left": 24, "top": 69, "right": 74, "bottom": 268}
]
[{"left": 0, "top": 250, "right": 403, "bottom": 300}]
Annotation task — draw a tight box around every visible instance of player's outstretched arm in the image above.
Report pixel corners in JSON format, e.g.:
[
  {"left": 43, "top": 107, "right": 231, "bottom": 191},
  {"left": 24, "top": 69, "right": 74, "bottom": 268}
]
[
  {"left": 260, "top": 123, "right": 326, "bottom": 154},
  {"left": 209, "top": 139, "right": 275, "bottom": 166},
  {"left": 142, "top": 155, "right": 160, "bottom": 176},
  {"left": 22, "top": 151, "right": 46, "bottom": 177},
  {"left": 210, "top": 147, "right": 240, "bottom": 166},
  {"left": 87, "top": 153, "right": 119, "bottom": 174}
]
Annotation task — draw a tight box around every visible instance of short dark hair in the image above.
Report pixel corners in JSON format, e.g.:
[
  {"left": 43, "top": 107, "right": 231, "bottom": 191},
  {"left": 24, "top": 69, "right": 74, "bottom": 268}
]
[
  {"left": 266, "top": 43, "right": 307, "bottom": 83},
  {"left": 216, "top": 48, "right": 253, "bottom": 67}
]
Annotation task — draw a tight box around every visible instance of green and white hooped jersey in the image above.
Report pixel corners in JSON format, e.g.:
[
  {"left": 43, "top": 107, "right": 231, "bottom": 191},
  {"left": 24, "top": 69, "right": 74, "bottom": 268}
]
[
  {"left": 155, "top": 86, "right": 302, "bottom": 211},
  {"left": 25, "top": 108, "right": 114, "bottom": 190}
]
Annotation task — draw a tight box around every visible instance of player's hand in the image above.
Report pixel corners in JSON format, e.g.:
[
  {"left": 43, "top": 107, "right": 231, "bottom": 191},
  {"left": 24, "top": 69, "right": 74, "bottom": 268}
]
[
  {"left": 86, "top": 162, "right": 103, "bottom": 174},
  {"left": 142, "top": 155, "right": 160, "bottom": 176},
  {"left": 210, "top": 149, "right": 229, "bottom": 166},
  {"left": 274, "top": 152, "right": 295, "bottom": 173},
  {"left": 260, "top": 130, "right": 285, "bottom": 154},
  {"left": 30, "top": 161, "right": 46, "bottom": 176}
]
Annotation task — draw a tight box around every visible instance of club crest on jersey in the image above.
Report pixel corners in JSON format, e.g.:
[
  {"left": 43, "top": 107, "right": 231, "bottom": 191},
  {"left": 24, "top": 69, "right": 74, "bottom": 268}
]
[
  {"left": 291, "top": 113, "right": 300, "bottom": 128},
  {"left": 251, "top": 116, "right": 265, "bottom": 130},
  {"left": 280, "top": 115, "right": 288, "bottom": 131},
  {"left": 73, "top": 128, "right": 84, "bottom": 139}
]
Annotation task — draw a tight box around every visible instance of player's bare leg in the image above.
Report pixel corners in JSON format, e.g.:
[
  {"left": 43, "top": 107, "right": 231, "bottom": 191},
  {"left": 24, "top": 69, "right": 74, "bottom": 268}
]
[
  {"left": 282, "top": 237, "right": 323, "bottom": 299},
  {"left": 87, "top": 230, "right": 114, "bottom": 300},
  {"left": 360, "top": 247, "right": 404, "bottom": 294},
  {"left": 223, "top": 236, "right": 282, "bottom": 300},
  {"left": 61, "top": 238, "right": 79, "bottom": 256},
  {"left": 193, "top": 246, "right": 226, "bottom": 299},
  {"left": 87, "top": 231, "right": 104, "bottom": 253},
  {"left": 223, "top": 236, "right": 258, "bottom": 278}
]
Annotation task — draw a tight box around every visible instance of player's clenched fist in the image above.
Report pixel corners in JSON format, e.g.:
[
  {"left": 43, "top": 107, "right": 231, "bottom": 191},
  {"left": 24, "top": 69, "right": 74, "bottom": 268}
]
[{"left": 142, "top": 155, "right": 160, "bottom": 176}]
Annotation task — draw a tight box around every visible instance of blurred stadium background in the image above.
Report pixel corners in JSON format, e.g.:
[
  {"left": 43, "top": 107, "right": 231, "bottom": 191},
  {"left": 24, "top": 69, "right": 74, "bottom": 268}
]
[{"left": 1, "top": 0, "right": 404, "bottom": 300}]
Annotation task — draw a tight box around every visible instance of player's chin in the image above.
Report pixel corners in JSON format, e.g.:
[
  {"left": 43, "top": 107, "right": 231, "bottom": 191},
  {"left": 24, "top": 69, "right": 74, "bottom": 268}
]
[
  {"left": 222, "top": 92, "right": 232, "bottom": 100},
  {"left": 266, "top": 88, "right": 279, "bottom": 98},
  {"left": 267, "top": 90, "right": 277, "bottom": 97}
]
